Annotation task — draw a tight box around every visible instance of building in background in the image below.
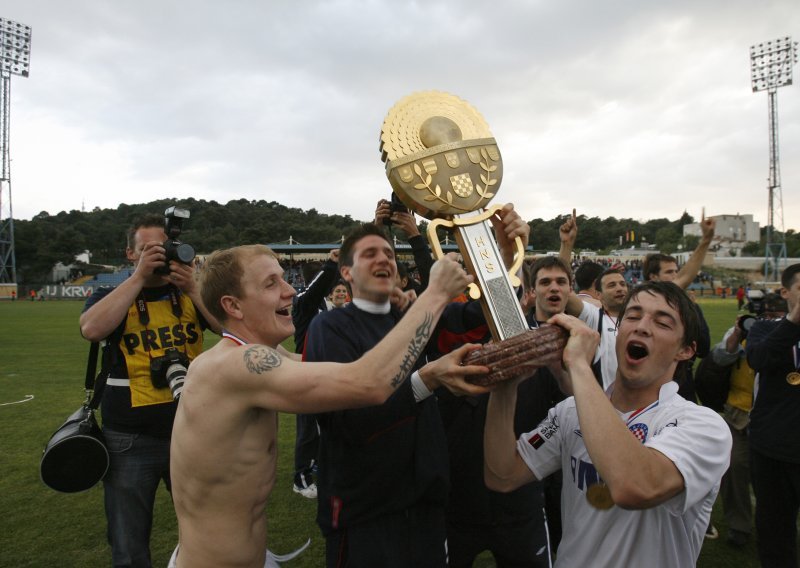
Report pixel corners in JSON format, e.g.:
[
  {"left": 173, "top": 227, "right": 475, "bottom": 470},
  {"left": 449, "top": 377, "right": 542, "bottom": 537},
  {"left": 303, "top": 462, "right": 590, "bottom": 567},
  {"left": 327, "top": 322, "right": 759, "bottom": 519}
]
[{"left": 684, "top": 214, "right": 760, "bottom": 257}]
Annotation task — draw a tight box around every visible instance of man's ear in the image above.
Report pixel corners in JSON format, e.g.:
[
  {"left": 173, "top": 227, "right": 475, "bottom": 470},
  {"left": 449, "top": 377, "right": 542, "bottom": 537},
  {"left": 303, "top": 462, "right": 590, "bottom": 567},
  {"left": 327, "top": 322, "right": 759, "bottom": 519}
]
[
  {"left": 220, "top": 295, "right": 243, "bottom": 320},
  {"left": 125, "top": 247, "right": 137, "bottom": 262},
  {"left": 675, "top": 341, "right": 696, "bottom": 362},
  {"left": 340, "top": 265, "right": 353, "bottom": 284}
]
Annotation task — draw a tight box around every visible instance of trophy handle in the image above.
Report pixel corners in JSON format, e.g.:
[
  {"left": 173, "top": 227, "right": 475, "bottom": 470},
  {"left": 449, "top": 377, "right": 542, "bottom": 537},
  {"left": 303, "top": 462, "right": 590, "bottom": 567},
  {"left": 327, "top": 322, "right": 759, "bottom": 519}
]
[{"left": 426, "top": 204, "right": 524, "bottom": 301}]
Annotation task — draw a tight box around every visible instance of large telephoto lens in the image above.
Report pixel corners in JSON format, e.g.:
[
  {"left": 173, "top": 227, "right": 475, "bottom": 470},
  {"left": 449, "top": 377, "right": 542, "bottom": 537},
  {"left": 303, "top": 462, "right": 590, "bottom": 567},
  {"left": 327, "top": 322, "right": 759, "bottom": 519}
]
[{"left": 166, "top": 363, "right": 187, "bottom": 401}]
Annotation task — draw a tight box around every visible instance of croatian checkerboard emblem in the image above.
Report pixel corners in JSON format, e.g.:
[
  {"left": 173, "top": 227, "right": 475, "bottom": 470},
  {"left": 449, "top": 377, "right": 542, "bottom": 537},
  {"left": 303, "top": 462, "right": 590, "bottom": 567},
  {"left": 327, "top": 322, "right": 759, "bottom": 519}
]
[
  {"left": 449, "top": 173, "right": 474, "bottom": 198},
  {"left": 628, "top": 423, "right": 648, "bottom": 444}
]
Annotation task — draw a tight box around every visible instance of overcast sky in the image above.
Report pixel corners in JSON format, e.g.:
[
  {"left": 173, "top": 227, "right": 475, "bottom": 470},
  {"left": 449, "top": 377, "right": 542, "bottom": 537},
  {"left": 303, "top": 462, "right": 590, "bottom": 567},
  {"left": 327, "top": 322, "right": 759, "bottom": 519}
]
[{"left": 2, "top": 0, "right": 799, "bottom": 235}]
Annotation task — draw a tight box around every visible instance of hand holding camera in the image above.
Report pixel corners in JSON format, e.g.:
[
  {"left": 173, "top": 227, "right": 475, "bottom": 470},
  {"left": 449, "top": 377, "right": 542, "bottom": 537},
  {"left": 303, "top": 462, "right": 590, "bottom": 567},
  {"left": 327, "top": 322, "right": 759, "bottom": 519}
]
[
  {"left": 736, "top": 314, "right": 756, "bottom": 339},
  {"left": 373, "top": 199, "right": 391, "bottom": 225},
  {"left": 387, "top": 193, "right": 410, "bottom": 225},
  {"left": 154, "top": 206, "right": 195, "bottom": 276},
  {"left": 133, "top": 240, "right": 170, "bottom": 281}
]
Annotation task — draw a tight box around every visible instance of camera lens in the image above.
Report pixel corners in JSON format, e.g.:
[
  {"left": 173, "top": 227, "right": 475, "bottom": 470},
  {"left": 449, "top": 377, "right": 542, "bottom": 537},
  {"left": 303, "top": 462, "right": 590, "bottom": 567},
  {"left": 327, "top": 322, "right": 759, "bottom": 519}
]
[
  {"left": 738, "top": 315, "right": 756, "bottom": 335},
  {"left": 166, "top": 363, "right": 187, "bottom": 401},
  {"left": 174, "top": 243, "right": 195, "bottom": 264}
]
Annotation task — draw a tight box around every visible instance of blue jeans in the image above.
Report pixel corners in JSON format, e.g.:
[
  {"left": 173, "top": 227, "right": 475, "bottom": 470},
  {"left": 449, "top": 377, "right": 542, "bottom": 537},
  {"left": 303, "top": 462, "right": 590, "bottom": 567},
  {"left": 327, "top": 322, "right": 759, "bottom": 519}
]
[{"left": 103, "top": 428, "right": 172, "bottom": 568}]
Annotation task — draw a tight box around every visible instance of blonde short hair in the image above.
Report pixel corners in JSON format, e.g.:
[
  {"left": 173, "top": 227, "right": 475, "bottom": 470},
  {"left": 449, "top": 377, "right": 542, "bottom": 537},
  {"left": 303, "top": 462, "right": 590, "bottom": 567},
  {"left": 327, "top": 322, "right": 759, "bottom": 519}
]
[{"left": 200, "top": 244, "right": 277, "bottom": 323}]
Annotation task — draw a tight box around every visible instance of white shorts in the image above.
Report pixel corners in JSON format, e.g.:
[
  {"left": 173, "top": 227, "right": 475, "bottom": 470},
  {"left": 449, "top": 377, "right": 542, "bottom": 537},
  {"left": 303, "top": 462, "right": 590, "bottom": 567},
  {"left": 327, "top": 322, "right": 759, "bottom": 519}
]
[{"left": 168, "top": 539, "right": 310, "bottom": 568}]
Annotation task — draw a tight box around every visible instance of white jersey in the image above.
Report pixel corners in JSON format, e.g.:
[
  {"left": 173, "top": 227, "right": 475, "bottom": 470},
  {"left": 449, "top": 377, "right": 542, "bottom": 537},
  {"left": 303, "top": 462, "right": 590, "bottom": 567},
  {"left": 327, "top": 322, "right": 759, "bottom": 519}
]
[
  {"left": 578, "top": 300, "right": 618, "bottom": 390},
  {"left": 517, "top": 382, "right": 731, "bottom": 568}
]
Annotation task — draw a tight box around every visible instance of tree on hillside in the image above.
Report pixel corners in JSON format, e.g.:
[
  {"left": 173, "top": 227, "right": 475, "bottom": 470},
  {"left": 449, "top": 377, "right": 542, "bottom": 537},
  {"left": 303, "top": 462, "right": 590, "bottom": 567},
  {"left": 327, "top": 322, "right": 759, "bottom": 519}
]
[{"left": 11, "top": 198, "right": 741, "bottom": 282}]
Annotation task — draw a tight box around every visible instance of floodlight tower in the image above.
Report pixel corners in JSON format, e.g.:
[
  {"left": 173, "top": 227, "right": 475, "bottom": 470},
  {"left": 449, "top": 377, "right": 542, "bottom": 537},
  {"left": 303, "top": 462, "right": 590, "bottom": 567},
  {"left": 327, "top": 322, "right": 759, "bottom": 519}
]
[
  {"left": 0, "top": 17, "right": 31, "bottom": 285},
  {"left": 749, "top": 36, "right": 797, "bottom": 282}
]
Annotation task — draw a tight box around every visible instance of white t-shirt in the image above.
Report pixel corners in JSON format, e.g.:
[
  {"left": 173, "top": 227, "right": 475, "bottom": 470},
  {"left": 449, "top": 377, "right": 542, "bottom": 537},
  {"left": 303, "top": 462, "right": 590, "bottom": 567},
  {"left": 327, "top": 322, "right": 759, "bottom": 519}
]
[
  {"left": 517, "top": 382, "right": 731, "bottom": 568},
  {"left": 579, "top": 300, "right": 618, "bottom": 390}
]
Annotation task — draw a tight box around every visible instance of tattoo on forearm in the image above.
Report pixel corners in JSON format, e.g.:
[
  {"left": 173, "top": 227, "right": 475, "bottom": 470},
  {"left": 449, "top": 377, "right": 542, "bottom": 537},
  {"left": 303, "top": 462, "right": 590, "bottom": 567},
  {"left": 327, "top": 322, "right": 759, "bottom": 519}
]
[
  {"left": 244, "top": 346, "right": 282, "bottom": 374},
  {"left": 390, "top": 312, "right": 434, "bottom": 388}
]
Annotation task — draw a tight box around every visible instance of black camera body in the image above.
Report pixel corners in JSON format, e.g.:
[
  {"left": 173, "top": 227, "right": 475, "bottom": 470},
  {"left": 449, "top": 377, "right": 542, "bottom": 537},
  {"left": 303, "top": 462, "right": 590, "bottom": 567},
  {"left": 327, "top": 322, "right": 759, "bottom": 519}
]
[
  {"left": 737, "top": 315, "right": 757, "bottom": 338},
  {"left": 383, "top": 193, "right": 410, "bottom": 226},
  {"left": 155, "top": 206, "right": 196, "bottom": 275},
  {"left": 739, "top": 291, "right": 788, "bottom": 338},
  {"left": 150, "top": 347, "right": 190, "bottom": 400}
]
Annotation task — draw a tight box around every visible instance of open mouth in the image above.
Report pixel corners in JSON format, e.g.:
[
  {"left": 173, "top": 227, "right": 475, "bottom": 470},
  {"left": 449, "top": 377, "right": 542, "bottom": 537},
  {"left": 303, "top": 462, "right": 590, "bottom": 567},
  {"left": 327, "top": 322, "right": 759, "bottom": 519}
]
[
  {"left": 374, "top": 269, "right": 391, "bottom": 278},
  {"left": 547, "top": 294, "right": 561, "bottom": 303},
  {"left": 626, "top": 342, "right": 648, "bottom": 360},
  {"left": 276, "top": 306, "right": 291, "bottom": 316}
]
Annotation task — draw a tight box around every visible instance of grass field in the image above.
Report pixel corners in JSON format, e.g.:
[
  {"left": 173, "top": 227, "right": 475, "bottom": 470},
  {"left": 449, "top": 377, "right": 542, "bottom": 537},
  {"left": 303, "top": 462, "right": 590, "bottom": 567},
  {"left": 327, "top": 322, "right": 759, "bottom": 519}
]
[{"left": 0, "top": 297, "right": 761, "bottom": 567}]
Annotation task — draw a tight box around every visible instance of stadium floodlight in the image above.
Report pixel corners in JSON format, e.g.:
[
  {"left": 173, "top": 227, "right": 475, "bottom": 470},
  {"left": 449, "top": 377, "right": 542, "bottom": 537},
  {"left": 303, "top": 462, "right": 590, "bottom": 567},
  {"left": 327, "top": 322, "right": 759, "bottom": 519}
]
[
  {"left": 750, "top": 36, "right": 797, "bottom": 92},
  {"left": 0, "top": 17, "right": 32, "bottom": 77},
  {"left": 0, "top": 17, "right": 31, "bottom": 286},
  {"left": 749, "top": 36, "right": 797, "bottom": 282}
]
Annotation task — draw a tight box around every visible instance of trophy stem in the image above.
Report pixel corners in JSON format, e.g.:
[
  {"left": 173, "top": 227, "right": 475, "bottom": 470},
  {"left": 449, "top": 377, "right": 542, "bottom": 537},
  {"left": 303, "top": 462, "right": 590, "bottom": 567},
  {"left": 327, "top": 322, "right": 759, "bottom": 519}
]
[{"left": 453, "top": 210, "right": 528, "bottom": 341}]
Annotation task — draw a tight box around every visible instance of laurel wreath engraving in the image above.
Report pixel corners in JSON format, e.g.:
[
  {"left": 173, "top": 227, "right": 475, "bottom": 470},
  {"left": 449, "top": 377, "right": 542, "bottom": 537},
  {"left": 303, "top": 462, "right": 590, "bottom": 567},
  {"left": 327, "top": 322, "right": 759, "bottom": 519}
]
[
  {"left": 412, "top": 147, "right": 498, "bottom": 210},
  {"left": 475, "top": 148, "right": 498, "bottom": 206}
]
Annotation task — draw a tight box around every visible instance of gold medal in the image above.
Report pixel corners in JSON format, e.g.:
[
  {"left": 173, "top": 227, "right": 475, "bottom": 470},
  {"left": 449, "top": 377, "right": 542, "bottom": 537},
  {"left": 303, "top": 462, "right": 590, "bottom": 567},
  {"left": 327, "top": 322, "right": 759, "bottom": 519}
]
[
  {"left": 787, "top": 372, "right": 800, "bottom": 386},
  {"left": 586, "top": 483, "right": 615, "bottom": 510}
]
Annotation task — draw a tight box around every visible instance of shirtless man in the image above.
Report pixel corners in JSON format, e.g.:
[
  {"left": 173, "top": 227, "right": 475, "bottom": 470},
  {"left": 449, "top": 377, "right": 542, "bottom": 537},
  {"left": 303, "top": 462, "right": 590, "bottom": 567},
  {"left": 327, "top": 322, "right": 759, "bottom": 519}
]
[{"left": 170, "top": 244, "right": 490, "bottom": 568}]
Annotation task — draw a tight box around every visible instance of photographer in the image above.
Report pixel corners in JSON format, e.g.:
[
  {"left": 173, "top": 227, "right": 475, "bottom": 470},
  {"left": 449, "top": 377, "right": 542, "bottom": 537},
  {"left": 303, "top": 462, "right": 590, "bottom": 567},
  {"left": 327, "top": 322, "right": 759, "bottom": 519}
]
[
  {"left": 79, "top": 212, "right": 219, "bottom": 568},
  {"left": 700, "top": 295, "right": 786, "bottom": 549},
  {"left": 746, "top": 264, "right": 800, "bottom": 567}
]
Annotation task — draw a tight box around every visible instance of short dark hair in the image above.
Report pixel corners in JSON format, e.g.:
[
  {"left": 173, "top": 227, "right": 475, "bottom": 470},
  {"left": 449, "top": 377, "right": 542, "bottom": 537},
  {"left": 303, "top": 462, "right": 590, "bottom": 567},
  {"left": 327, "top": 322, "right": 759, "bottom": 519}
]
[
  {"left": 329, "top": 279, "right": 350, "bottom": 296},
  {"left": 522, "top": 259, "right": 534, "bottom": 292},
  {"left": 575, "top": 261, "right": 604, "bottom": 291},
  {"left": 643, "top": 254, "right": 677, "bottom": 281},
  {"left": 619, "top": 281, "right": 700, "bottom": 350},
  {"left": 126, "top": 214, "right": 165, "bottom": 249},
  {"left": 780, "top": 263, "right": 800, "bottom": 289},
  {"left": 762, "top": 292, "right": 788, "bottom": 315},
  {"left": 397, "top": 262, "right": 409, "bottom": 280},
  {"left": 339, "top": 223, "right": 393, "bottom": 269},
  {"left": 530, "top": 257, "right": 572, "bottom": 286},
  {"left": 594, "top": 268, "right": 624, "bottom": 292}
]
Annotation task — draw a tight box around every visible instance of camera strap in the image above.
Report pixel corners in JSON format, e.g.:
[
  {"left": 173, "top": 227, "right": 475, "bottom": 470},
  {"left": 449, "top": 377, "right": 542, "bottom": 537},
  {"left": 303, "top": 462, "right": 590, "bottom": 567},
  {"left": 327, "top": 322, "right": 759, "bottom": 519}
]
[
  {"left": 136, "top": 286, "right": 183, "bottom": 326},
  {"left": 85, "top": 342, "right": 108, "bottom": 411}
]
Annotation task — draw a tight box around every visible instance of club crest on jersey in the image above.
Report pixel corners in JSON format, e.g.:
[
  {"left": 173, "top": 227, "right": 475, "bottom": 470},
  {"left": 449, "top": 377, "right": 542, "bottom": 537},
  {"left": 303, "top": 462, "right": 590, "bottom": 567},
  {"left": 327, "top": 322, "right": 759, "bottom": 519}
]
[{"left": 628, "top": 423, "right": 648, "bottom": 444}]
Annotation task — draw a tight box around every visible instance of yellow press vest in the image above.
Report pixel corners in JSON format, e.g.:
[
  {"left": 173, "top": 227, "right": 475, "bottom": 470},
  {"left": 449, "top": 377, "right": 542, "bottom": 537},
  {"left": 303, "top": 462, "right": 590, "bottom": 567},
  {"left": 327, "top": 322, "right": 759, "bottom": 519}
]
[
  {"left": 119, "top": 291, "right": 203, "bottom": 407},
  {"left": 726, "top": 340, "right": 755, "bottom": 413}
]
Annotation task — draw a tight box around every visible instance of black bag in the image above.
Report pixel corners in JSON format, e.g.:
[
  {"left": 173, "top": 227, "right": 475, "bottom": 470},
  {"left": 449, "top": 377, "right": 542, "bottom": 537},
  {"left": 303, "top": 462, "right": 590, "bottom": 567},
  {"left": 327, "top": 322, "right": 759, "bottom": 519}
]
[
  {"left": 694, "top": 355, "right": 733, "bottom": 412},
  {"left": 40, "top": 343, "right": 110, "bottom": 493}
]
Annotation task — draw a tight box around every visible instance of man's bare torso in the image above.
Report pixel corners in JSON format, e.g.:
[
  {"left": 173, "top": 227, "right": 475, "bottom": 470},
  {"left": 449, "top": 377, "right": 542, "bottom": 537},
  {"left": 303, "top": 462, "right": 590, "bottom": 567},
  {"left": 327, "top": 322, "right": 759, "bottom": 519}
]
[{"left": 171, "top": 341, "right": 278, "bottom": 568}]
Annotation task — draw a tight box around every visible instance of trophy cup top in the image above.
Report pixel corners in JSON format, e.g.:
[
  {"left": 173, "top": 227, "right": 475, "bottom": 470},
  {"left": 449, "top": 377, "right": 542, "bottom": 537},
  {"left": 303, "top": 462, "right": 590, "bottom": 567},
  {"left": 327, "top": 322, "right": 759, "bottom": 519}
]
[{"left": 380, "top": 91, "right": 504, "bottom": 221}]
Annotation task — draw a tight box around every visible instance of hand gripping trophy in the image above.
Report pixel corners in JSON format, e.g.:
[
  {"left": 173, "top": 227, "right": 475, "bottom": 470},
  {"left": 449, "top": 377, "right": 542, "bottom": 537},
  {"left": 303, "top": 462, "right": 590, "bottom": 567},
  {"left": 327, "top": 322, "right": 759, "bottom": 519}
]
[{"left": 379, "top": 91, "right": 527, "bottom": 342}]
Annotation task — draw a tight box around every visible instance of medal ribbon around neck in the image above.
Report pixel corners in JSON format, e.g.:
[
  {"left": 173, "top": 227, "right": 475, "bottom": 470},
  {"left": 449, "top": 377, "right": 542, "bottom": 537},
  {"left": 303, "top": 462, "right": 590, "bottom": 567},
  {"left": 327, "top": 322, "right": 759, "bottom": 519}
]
[
  {"left": 222, "top": 330, "right": 248, "bottom": 346},
  {"left": 625, "top": 400, "right": 659, "bottom": 428},
  {"left": 789, "top": 344, "right": 800, "bottom": 385}
]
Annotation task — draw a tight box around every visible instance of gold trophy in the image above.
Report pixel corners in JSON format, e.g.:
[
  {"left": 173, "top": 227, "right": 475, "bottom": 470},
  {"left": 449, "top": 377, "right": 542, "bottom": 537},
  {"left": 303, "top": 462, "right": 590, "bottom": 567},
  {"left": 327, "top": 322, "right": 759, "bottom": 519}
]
[{"left": 380, "top": 91, "right": 527, "bottom": 341}]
